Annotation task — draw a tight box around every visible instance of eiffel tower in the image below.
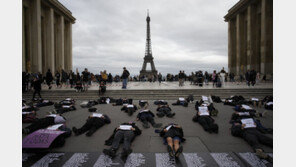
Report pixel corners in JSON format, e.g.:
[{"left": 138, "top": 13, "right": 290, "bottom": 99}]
[{"left": 139, "top": 10, "right": 158, "bottom": 78}]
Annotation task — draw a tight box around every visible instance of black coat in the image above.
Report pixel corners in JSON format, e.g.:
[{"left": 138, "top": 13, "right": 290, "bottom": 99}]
[
  {"left": 160, "top": 124, "right": 186, "bottom": 142},
  {"left": 104, "top": 123, "right": 141, "bottom": 146}
]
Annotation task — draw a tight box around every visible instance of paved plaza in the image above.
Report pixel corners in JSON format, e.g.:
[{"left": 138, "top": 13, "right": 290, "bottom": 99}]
[
  {"left": 22, "top": 99, "right": 273, "bottom": 166},
  {"left": 39, "top": 81, "right": 273, "bottom": 90}
]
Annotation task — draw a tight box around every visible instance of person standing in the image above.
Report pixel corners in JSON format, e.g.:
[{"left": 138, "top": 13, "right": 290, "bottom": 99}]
[
  {"left": 158, "top": 72, "right": 162, "bottom": 85},
  {"left": 212, "top": 70, "right": 217, "bottom": 87},
  {"left": 32, "top": 76, "right": 42, "bottom": 100},
  {"left": 82, "top": 68, "right": 90, "bottom": 91},
  {"left": 121, "top": 67, "right": 130, "bottom": 89},
  {"left": 220, "top": 68, "right": 226, "bottom": 87},
  {"left": 55, "top": 71, "right": 61, "bottom": 88},
  {"left": 245, "top": 70, "right": 251, "bottom": 86},
  {"left": 45, "top": 69, "right": 53, "bottom": 89},
  {"left": 204, "top": 71, "right": 209, "bottom": 85},
  {"left": 256, "top": 72, "right": 260, "bottom": 85}
]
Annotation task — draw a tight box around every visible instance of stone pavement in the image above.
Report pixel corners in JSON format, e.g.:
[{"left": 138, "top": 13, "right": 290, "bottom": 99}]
[
  {"left": 22, "top": 99, "right": 273, "bottom": 166},
  {"left": 40, "top": 81, "right": 273, "bottom": 90}
]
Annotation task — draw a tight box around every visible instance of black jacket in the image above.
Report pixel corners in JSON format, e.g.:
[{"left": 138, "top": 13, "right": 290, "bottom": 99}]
[
  {"left": 160, "top": 124, "right": 185, "bottom": 142},
  {"left": 104, "top": 123, "right": 141, "bottom": 146}
]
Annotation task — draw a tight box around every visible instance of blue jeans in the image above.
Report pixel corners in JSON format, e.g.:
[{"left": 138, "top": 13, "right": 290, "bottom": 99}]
[{"left": 122, "top": 79, "right": 128, "bottom": 89}]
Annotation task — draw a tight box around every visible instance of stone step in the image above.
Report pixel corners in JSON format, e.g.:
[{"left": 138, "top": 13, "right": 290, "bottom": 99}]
[
  {"left": 22, "top": 88, "right": 272, "bottom": 100},
  {"left": 23, "top": 152, "right": 273, "bottom": 167}
]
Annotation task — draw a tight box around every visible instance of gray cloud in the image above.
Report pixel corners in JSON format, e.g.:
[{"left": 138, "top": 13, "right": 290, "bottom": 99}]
[{"left": 59, "top": 0, "right": 238, "bottom": 75}]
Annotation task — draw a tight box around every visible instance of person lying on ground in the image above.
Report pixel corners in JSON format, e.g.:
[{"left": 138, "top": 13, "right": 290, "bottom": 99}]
[
  {"left": 80, "top": 100, "right": 98, "bottom": 108},
  {"left": 231, "top": 119, "right": 273, "bottom": 162},
  {"left": 112, "top": 98, "right": 133, "bottom": 106},
  {"left": 224, "top": 95, "right": 251, "bottom": 106},
  {"left": 159, "top": 123, "right": 186, "bottom": 159},
  {"left": 103, "top": 122, "right": 142, "bottom": 162},
  {"left": 32, "top": 99, "right": 54, "bottom": 108},
  {"left": 98, "top": 96, "right": 113, "bottom": 104},
  {"left": 195, "top": 96, "right": 218, "bottom": 116},
  {"left": 136, "top": 105, "right": 162, "bottom": 128},
  {"left": 154, "top": 100, "right": 168, "bottom": 105},
  {"left": 22, "top": 114, "right": 66, "bottom": 135},
  {"left": 172, "top": 97, "right": 188, "bottom": 107},
  {"left": 72, "top": 113, "right": 110, "bottom": 136},
  {"left": 121, "top": 104, "right": 138, "bottom": 116},
  {"left": 192, "top": 106, "right": 219, "bottom": 133},
  {"left": 156, "top": 104, "right": 175, "bottom": 118},
  {"left": 139, "top": 100, "right": 148, "bottom": 108}
]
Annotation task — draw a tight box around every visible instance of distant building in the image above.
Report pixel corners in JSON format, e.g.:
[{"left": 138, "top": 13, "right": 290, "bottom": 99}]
[
  {"left": 22, "top": 0, "right": 76, "bottom": 74},
  {"left": 224, "top": 0, "right": 273, "bottom": 77}
]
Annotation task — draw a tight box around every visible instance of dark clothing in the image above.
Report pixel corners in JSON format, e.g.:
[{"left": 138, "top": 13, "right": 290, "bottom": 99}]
[
  {"left": 25, "top": 117, "right": 55, "bottom": 133},
  {"left": 82, "top": 71, "right": 90, "bottom": 82},
  {"left": 121, "top": 105, "right": 138, "bottom": 116},
  {"left": 231, "top": 124, "right": 272, "bottom": 151},
  {"left": 160, "top": 125, "right": 186, "bottom": 142},
  {"left": 154, "top": 100, "right": 168, "bottom": 105},
  {"left": 121, "top": 70, "right": 130, "bottom": 79},
  {"left": 192, "top": 115, "right": 218, "bottom": 133},
  {"left": 55, "top": 73, "right": 61, "bottom": 86},
  {"left": 32, "top": 79, "right": 42, "bottom": 99},
  {"left": 45, "top": 71, "right": 53, "bottom": 86},
  {"left": 104, "top": 123, "right": 141, "bottom": 147},
  {"left": 74, "top": 115, "right": 110, "bottom": 136},
  {"left": 156, "top": 106, "right": 175, "bottom": 118},
  {"left": 172, "top": 99, "right": 188, "bottom": 107}
]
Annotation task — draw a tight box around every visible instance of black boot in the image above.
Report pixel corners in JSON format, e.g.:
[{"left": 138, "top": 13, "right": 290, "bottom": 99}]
[
  {"left": 167, "top": 145, "right": 174, "bottom": 158},
  {"left": 103, "top": 148, "right": 116, "bottom": 158},
  {"left": 121, "top": 148, "right": 132, "bottom": 163},
  {"left": 175, "top": 146, "right": 183, "bottom": 158}
]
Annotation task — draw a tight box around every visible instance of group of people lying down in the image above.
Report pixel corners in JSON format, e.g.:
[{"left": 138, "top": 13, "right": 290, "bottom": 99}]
[{"left": 22, "top": 95, "right": 272, "bottom": 162}]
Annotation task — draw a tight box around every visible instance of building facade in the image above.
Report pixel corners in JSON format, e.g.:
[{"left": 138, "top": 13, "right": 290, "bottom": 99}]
[
  {"left": 22, "top": 0, "right": 75, "bottom": 74},
  {"left": 224, "top": 0, "right": 273, "bottom": 77}
]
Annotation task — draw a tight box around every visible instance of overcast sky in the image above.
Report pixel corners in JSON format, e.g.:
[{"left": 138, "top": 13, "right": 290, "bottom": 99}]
[{"left": 59, "top": 0, "right": 238, "bottom": 76}]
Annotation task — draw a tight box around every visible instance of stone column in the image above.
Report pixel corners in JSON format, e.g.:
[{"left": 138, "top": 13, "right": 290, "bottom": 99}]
[
  {"left": 260, "top": 0, "right": 267, "bottom": 74},
  {"left": 56, "top": 15, "right": 65, "bottom": 71},
  {"left": 64, "top": 21, "right": 72, "bottom": 72},
  {"left": 30, "top": 0, "right": 42, "bottom": 73},
  {"left": 228, "top": 21, "right": 232, "bottom": 74},
  {"left": 45, "top": 8, "right": 55, "bottom": 73},
  {"left": 236, "top": 14, "right": 241, "bottom": 75},
  {"left": 69, "top": 23, "right": 72, "bottom": 71},
  {"left": 22, "top": 8, "right": 25, "bottom": 72},
  {"left": 247, "top": 5, "right": 255, "bottom": 70}
]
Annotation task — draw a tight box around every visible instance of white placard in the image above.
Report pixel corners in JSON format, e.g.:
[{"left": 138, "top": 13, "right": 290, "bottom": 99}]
[
  {"left": 238, "top": 112, "right": 250, "bottom": 116},
  {"left": 80, "top": 101, "right": 88, "bottom": 105},
  {"left": 165, "top": 125, "right": 173, "bottom": 131},
  {"left": 251, "top": 98, "right": 259, "bottom": 101},
  {"left": 242, "top": 105, "right": 252, "bottom": 110},
  {"left": 106, "top": 98, "right": 110, "bottom": 104},
  {"left": 198, "top": 107, "right": 209, "bottom": 116},
  {"left": 123, "top": 103, "right": 128, "bottom": 106},
  {"left": 139, "top": 109, "right": 149, "bottom": 113},
  {"left": 228, "top": 100, "right": 233, "bottom": 102},
  {"left": 63, "top": 105, "right": 71, "bottom": 108},
  {"left": 65, "top": 98, "right": 72, "bottom": 101},
  {"left": 47, "top": 114, "right": 57, "bottom": 117},
  {"left": 47, "top": 124, "right": 63, "bottom": 130},
  {"left": 119, "top": 125, "right": 132, "bottom": 130},
  {"left": 22, "top": 112, "right": 32, "bottom": 115},
  {"left": 179, "top": 97, "right": 185, "bottom": 101},
  {"left": 241, "top": 118, "right": 256, "bottom": 128},
  {"left": 22, "top": 105, "right": 30, "bottom": 109},
  {"left": 266, "top": 102, "right": 273, "bottom": 106},
  {"left": 92, "top": 113, "right": 103, "bottom": 118},
  {"left": 43, "top": 100, "right": 49, "bottom": 103},
  {"left": 202, "top": 96, "right": 208, "bottom": 101},
  {"left": 127, "top": 105, "right": 134, "bottom": 108}
]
